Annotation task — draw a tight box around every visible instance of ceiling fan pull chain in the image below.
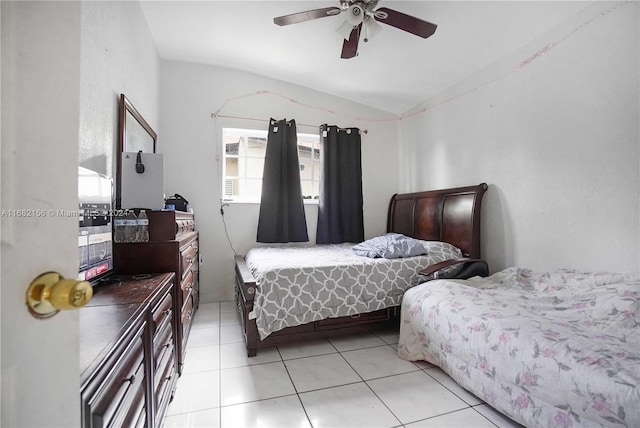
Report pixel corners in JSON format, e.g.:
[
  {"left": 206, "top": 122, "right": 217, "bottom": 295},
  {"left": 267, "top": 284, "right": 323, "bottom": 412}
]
[{"left": 363, "top": 18, "right": 369, "bottom": 43}]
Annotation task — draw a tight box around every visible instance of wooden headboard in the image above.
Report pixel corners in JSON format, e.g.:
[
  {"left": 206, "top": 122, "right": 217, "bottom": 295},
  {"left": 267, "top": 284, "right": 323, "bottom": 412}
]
[{"left": 386, "top": 183, "right": 488, "bottom": 259}]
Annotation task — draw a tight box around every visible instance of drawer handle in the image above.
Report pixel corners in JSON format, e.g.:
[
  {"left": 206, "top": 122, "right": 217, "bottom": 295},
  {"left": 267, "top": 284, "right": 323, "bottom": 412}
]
[
  {"left": 165, "top": 309, "right": 172, "bottom": 317},
  {"left": 125, "top": 374, "right": 136, "bottom": 384},
  {"left": 247, "top": 287, "right": 255, "bottom": 295},
  {"left": 187, "top": 310, "right": 193, "bottom": 320},
  {"left": 186, "top": 256, "right": 192, "bottom": 263},
  {"left": 350, "top": 314, "right": 361, "bottom": 319}
]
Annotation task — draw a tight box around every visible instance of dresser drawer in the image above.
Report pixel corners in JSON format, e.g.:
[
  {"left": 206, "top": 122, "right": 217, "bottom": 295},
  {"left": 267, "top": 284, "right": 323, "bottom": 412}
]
[
  {"left": 180, "top": 269, "right": 195, "bottom": 304},
  {"left": 180, "top": 242, "right": 197, "bottom": 279},
  {"left": 181, "top": 296, "right": 194, "bottom": 350},
  {"left": 154, "top": 338, "right": 175, "bottom": 393},
  {"left": 152, "top": 318, "right": 173, "bottom": 365},
  {"left": 176, "top": 218, "right": 195, "bottom": 234},
  {"left": 151, "top": 293, "right": 173, "bottom": 337},
  {"left": 120, "top": 385, "right": 146, "bottom": 428},
  {"left": 192, "top": 253, "right": 199, "bottom": 277},
  {"left": 85, "top": 325, "right": 145, "bottom": 428},
  {"left": 181, "top": 296, "right": 194, "bottom": 332},
  {"left": 154, "top": 358, "right": 176, "bottom": 428}
]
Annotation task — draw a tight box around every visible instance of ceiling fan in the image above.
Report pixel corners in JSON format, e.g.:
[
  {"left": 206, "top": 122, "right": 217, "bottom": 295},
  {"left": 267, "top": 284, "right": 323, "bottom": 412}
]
[{"left": 273, "top": 0, "right": 437, "bottom": 59}]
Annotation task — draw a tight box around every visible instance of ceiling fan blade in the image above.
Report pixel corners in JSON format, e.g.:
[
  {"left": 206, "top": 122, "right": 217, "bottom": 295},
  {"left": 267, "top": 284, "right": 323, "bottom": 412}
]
[
  {"left": 340, "top": 24, "right": 361, "bottom": 59},
  {"left": 374, "top": 7, "right": 437, "bottom": 39},
  {"left": 274, "top": 7, "right": 342, "bottom": 26}
]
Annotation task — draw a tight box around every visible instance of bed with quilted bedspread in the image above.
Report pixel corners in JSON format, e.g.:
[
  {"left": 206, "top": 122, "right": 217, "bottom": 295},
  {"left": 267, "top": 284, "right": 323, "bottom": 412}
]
[
  {"left": 398, "top": 268, "right": 640, "bottom": 428},
  {"left": 246, "top": 241, "right": 462, "bottom": 339},
  {"left": 235, "top": 183, "right": 489, "bottom": 357}
]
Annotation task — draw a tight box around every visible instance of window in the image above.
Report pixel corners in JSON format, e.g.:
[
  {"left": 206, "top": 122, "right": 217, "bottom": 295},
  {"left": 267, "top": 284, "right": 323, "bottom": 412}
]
[{"left": 222, "top": 128, "right": 320, "bottom": 202}]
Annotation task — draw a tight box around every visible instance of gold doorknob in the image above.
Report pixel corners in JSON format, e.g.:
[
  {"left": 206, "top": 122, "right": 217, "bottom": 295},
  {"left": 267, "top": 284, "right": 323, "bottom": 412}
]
[{"left": 26, "top": 272, "right": 93, "bottom": 318}]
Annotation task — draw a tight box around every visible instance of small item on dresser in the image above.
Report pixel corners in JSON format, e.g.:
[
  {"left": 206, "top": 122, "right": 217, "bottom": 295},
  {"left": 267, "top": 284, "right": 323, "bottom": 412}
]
[
  {"left": 165, "top": 193, "right": 189, "bottom": 212},
  {"left": 113, "top": 213, "right": 126, "bottom": 243},
  {"left": 136, "top": 210, "right": 149, "bottom": 242},
  {"left": 123, "top": 210, "right": 138, "bottom": 242}
]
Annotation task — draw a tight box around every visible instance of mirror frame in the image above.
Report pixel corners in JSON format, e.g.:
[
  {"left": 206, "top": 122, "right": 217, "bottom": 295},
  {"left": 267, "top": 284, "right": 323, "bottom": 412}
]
[{"left": 116, "top": 94, "right": 157, "bottom": 209}]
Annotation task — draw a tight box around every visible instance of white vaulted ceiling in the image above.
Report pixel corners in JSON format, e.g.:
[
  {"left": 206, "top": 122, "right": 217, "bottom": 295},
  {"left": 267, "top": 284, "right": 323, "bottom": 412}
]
[{"left": 140, "top": 1, "right": 593, "bottom": 113}]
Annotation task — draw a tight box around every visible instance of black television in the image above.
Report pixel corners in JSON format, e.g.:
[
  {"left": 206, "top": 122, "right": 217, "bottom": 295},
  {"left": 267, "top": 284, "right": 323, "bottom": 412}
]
[{"left": 78, "top": 167, "right": 114, "bottom": 284}]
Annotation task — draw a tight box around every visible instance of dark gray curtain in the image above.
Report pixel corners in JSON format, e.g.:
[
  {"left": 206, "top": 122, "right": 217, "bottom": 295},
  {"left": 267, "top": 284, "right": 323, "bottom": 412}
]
[
  {"left": 257, "top": 118, "right": 309, "bottom": 243},
  {"left": 316, "top": 124, "right": 364, "bottom": 244}
]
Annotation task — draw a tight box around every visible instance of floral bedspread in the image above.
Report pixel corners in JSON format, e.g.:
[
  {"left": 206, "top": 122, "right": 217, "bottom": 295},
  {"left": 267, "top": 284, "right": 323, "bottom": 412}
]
[
  {"left": 398, "top": 268, "right": 640, "bottom": 428},
  {"left": 245, "top": 242, "right": 461, "bottom": 339}
]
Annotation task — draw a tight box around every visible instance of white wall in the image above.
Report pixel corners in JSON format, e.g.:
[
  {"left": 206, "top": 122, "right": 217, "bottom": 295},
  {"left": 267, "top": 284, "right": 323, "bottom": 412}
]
[
  {"left": 159, "top": 60, "right": 399, "bottom": 301},
  {"left": 398, "top": 2, "right": 639, "bottom": 274},
  {"left": 79, "top": 0, "right": 159, "bottom": 178}
]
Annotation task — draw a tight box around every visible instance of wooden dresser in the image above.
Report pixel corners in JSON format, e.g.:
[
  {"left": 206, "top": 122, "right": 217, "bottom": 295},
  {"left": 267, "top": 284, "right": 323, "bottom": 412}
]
[
  {"left": 79, "top": 273, "right": 176, "bottom": 428},
  {"left": 113, "top": 210, "right": 199, "bottom": 374}
]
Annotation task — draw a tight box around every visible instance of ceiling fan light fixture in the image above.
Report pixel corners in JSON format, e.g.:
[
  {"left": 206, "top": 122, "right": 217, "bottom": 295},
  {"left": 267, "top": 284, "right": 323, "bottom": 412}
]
[
  {"left": 345, "top": 4, "right": 365, "bottom": 26},
  {"left": 336, "top": 20, "right": 355, "bottom": 40},
  {"left": 363, "top": 17, "right": 382, "bottom": 42},
  {"left": 273, "top": 2, "right": 437, "bottom": 58}
]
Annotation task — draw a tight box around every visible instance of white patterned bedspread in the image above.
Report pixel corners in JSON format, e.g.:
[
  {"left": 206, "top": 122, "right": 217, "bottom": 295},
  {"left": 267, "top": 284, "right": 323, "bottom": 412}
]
[
  {"left": 245, "top": 242, "right": 461, "bottom": 339},
  {"left": 398, "top": 268, "right": 640, "bottom": 428}
]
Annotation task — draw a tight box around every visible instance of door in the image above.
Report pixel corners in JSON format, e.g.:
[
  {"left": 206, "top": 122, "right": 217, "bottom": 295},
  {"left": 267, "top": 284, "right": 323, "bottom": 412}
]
[{"left": 1, "top": 2, "right": 83, "bottom": 426}]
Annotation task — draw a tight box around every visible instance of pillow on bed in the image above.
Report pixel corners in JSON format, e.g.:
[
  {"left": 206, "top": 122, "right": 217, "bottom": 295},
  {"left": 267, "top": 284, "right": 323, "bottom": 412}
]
[
  {"left": 352, "top": 233, "right": 431, "bottom": 259},
  {"left": 422, "top": 240, "right": 464, "bottom": 259}
]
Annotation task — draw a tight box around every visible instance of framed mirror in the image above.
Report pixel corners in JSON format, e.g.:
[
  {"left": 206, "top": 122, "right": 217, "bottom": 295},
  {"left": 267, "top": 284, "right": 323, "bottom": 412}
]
[
  {"left": 116, "top": 94, "right": 157, "bottom": 208},
  {"left": 118, "top": 93, "right": 156, "bottom": 153}
]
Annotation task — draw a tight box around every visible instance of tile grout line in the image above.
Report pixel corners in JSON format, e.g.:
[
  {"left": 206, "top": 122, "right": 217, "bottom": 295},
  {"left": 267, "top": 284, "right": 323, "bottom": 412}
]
[
  {"left": 404, "top": 407, "right": 498, "bottom": 427},
  {"left": 470, "top": 405, "right": 502, "bottom": 428},
  {"left": 336, "top": 342, "right": 405, "bottom": 428},
  {"left": 336, "top": 339, "right": 478, "bottom": 427},
  {"left": 280, "top": 352, "right": 315, "bottom": 428},
  {"left": 422, "top": 367, "right": 484, "bottom": 407}
]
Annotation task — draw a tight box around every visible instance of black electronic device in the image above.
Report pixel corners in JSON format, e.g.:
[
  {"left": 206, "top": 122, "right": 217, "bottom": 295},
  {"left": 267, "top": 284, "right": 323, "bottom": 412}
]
[
  {"left": 135, "top": 150, "right": 145, "bottom": 174},
  {"left": 78, "top": 167, "right": 114, "bottom": 284},
  {"left": 165, "top": 193, "right": 190, "bottom": 212}
]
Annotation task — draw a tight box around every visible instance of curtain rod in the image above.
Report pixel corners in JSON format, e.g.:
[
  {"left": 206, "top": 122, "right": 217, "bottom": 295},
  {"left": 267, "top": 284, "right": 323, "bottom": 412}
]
[{"left": 210, "top": 113, "right": 368, "bottom": 134}]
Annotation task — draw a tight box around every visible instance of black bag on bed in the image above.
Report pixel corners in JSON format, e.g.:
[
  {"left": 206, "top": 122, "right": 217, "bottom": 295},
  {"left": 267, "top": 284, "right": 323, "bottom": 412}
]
[{"left": 444, "top": 260, "right": 489, "bottom": 280}]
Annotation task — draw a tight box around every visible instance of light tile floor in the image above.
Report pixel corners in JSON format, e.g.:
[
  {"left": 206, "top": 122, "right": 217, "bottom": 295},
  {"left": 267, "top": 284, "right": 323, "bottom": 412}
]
[{"left": 163, "top": 302, "right": 524, "bottom": 428}]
